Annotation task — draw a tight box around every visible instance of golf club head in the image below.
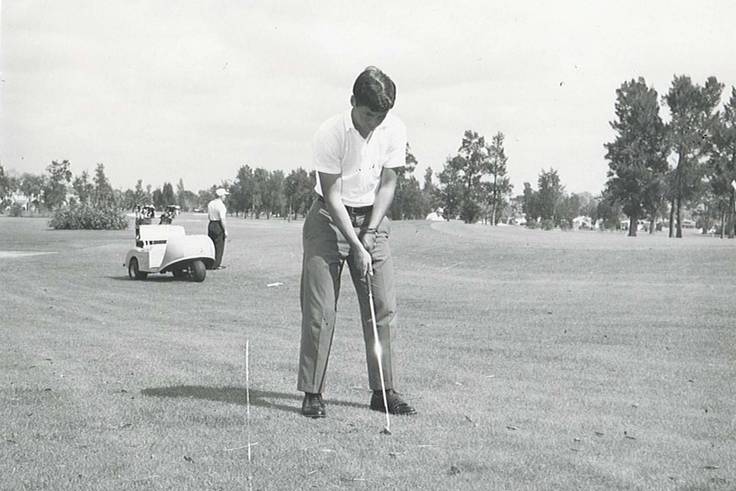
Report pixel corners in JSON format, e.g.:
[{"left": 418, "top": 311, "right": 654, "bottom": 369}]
[{"left": 381, "top": 427, "right": 392, "bottom": 435}]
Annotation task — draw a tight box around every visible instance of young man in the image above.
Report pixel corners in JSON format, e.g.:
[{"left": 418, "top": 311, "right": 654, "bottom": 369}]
[
  {"left": 297, "top": 66, "right": 416, "bottom": 418},
  {"left": 207, "top": 188, "right": 228, "bottom": 270}
]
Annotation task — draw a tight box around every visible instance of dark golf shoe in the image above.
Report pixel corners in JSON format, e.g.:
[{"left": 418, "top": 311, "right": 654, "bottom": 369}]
[
  {"left": 370, "top": 389, "right": 417, "bottom": 415},
  {"left": 301, "top": 392, "right": 326, "bottom": 418}
]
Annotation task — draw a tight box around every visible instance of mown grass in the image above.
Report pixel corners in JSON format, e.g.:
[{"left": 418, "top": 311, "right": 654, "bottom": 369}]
[{"left": 1, "top": 215, "right": 734, "bottom": 490}]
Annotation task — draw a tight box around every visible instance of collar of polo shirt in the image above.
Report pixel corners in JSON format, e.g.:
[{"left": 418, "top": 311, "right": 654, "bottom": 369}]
[{"left": 343, "top": 109, "right": 388, "bottom": 135}]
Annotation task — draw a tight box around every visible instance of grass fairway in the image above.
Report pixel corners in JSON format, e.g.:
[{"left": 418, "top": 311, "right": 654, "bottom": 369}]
[{"left": 1, "top": 214, "right": 735, "bottom": 490}]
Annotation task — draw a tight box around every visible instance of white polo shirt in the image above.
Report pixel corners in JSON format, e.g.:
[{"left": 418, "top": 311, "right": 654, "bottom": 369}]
[
  {"left": 313, "top": 109, "right": 407, "bottom": 207},
  {"left": 207, "top": 198, "right": 227, "bottom": 222}
]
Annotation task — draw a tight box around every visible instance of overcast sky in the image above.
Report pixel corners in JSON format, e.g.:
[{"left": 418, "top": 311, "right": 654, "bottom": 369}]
[{"left": 2, "top": 0, "right": 736, "bottom": 194}]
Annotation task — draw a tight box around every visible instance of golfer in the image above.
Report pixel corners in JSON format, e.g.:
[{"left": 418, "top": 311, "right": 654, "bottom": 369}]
[
  {"left": 297, "top": 66, "right": 416, "bottom": 418},
  {"left": 207, "top": 188, "right": 228, "bottom": 270}
]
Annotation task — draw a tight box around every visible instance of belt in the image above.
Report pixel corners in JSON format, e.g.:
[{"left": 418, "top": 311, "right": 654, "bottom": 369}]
[{"left": 316, "top": 195, "right": 373, "bottom": 215}]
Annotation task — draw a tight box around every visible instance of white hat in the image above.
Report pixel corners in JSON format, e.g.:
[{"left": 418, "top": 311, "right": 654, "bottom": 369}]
[{"left": 216, "top": 188, "right": 229, "bottom": 197}]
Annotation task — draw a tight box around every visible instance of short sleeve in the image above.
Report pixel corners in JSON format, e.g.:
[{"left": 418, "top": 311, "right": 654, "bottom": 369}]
[
  {"left": 312, "top": 120, "right": 343, "bottom": 174},
  {"left": 382, "top": 117, "right": 408, "bottom": 169}
]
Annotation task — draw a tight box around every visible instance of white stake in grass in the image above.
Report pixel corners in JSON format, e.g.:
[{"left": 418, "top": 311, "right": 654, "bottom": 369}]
[
  {"left": 245, "top": 340, "right": 253, "bottom": 491},
  {"left": 367, "top": 276, "right": 392, "bottom": 435}
]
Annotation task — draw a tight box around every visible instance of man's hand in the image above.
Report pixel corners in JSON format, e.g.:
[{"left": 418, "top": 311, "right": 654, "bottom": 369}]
[
  {"left": 360, "top": 228, "right": 377, "bottom": 254},
  {"left": 354, "top": 244, "right": 373, "bottom": 277}
]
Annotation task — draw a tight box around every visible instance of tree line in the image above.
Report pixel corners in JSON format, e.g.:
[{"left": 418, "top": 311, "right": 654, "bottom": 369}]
[
  {"left": 0, "top": 146, "right": 438, "bottom": 222},
  {"left": 604, "top": 75, "right": 736, "bottom": 238},
  {"left": 1, "top": 72, "right": 734, "bottom": 237}
]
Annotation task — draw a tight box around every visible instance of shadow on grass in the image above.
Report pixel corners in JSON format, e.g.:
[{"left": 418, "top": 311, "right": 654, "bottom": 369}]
[
  {"left": 141, "top": 385, "right": 365, "bottom": 414},
  {"left": 107, "top": 275, "right": 178, "bottom": 282}
]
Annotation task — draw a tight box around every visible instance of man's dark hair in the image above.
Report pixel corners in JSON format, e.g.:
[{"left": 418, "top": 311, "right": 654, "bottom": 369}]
[{"left": 352, "top": 66, "right": 396, "bottom": 112}]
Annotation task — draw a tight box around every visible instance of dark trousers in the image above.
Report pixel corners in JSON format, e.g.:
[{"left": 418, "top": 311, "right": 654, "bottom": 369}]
[
  {"left": 208, "top": 221, "right": 225, "bottom": 269},
  {"left": 297, "top": 199, "right": 396, "bottom": 394}
]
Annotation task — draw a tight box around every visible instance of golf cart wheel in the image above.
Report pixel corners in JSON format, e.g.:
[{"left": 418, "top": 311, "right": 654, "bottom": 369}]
[
  {"left": 191, "top": 260, "right": 206, "bottom": 282},
  {"left": 128, "top": 258, "right": 147, "bottom": 280},
  {"left": 172, "top": 268, "right": 187, "bottom": 279}
]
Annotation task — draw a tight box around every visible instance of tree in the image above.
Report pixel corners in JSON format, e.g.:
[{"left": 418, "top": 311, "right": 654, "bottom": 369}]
[
  {"left": 438, "top": 130, "right": 488, "bottom": 223},
  {"left": 483, "top": 132, "right": 513, "bottom": 225},
  {"left": 710, "top": 87, "right": 736, "bottom": 238},
  {"left": 521, "top": 182, "right": 538, "bottom": 223},
  {"left": 133, "top": 180, "right": 147, "bottom": 207},
  {"left": 597, "top": 190, "right": 623, "bottom": 230},
  {"left": 422, "top": 167, "right": 440, "bottom": 213},
  {"left": 120, "top": 189, "right": 136, "bottom": 211},
  {"left": 557, "top": 193, "right": 582, "bottom": 229},
  {"left": 691, "top": 188, "right": 720, "bottom": 235},
  {"left": 664, "top": 75, "right": 723, "bottom": 238},
  {"left": 18, "top": 173, "right": 46, "bottom": 212},
  {"left": 604, "top": 78, "right": 668, "bottom": 236},
  {"left": 231, "top": 165, "right": 255, "bottom": 217},
  {"left": 252, "top": 168, "right": 270, "bottom": 218},
  {"left": 72, "top": 171, "right": 94, "bottom": 205},
  {"left": 536, "top": 168, "right": 564, "bottom": 224},
  {"left": 152, "top": 188, "right": 163, "bottom": 209},
  {"left": 198, "top": 189, "right": 216, "bottom": 210},
  {"left": 161, "top": 182, "right": 176, "bottom": 207},
  {"left": 457, "top": 130, "right": 487, "bottom": 223},
  {"left": 507, "top": 194, "right": 524, "bottom": 224},
  {"left": 391, "top": 143, "right": 429, "bottom": 219},
  {"left": 44, "top": 160, "right": 72, "bottom": 210},
  {"left": 284, "top": 167, "right": 315, "bottom": 219},
  {"left": 151, "top": 183, "right": 175, "bottom": 209},
  {"left": 145, "top": 184, "right": 153, "bottom": 205},
  {"left": 172, "top": 179, "right": 197, "bottom": 211},
  {"left": 438, "top": 155, "right": 465, "bottom": 221},
  {"left": 401, "top": 176, "right": 426, "bottom": 219},
  {"left": 0, "top": 163, "right": 13, "bottom": 208},
  {"left": 92, "top": 163, "right": 115, "bottom": 208},
  {"left": 176, "top": 179, "right": 186, "bottom": 209},
  {"left": 264, "top": 170, "right": 285, "bottom": 218},
  {"left": 580, "top": 193, "right": 600, "bottom": 226}
]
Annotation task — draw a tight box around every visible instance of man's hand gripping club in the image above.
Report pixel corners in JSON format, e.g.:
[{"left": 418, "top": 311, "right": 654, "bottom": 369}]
[{"left": 318, "top": 172, "right": 373, "bottom": 277}]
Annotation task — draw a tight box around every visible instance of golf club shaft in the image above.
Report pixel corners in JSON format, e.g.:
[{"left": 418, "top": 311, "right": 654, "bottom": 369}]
[{"left": 367, "top": 276, "right": 391, "bottom": 431}]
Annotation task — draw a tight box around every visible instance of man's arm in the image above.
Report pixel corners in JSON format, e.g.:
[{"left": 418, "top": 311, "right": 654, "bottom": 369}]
[
  {"left": 367, "top": 167, "right": 398, "bottom": 230},
  {"left": 319, "top": 172, "right": 372, "bottom": 276},
  {"left": 220, "top": 201, "right": 228, "bottom": 237}
]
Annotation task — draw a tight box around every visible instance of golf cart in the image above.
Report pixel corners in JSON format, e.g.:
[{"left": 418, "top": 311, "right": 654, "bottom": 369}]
[{"left": 124, "top": 205, "right": 215, "bottom": 282}]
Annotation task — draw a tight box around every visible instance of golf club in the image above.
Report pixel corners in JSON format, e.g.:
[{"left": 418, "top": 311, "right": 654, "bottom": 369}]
[{"left": 367, "top": 273, "right": 392, "bottom": 435}]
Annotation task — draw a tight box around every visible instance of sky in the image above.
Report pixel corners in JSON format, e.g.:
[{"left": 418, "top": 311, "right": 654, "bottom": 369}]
[{"left": 2, "top": 0, "right": 736, "bottom": 195}]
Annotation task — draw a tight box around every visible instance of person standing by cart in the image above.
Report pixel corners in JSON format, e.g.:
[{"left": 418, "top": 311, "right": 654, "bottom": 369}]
[
  {"left": 297, "top": 66, "right": 416, "bottom": 419},
  {"left": 207, "top": 188, "right": 228, "bottom": 270}
]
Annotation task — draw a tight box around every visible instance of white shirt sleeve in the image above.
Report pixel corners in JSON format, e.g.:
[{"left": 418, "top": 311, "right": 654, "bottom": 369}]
[
  {"left": 382, "top": 118, "right": 408, "bottom": 169},
  {"left": 312, "top": 121, "right": 343, "bottom": 174}
]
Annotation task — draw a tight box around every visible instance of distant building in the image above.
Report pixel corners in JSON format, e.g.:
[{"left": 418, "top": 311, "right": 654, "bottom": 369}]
[
  {"left": 10, "top": 192, "right": 36, "bottom": 211},
  {"left": 572, "top": 215, "right": 592, "bottom": 230},
  {"left": 426, "top": 208, "right": 444, "bottom": 222}
]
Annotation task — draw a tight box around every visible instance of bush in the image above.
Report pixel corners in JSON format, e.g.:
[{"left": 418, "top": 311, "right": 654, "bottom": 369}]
[
  {"left": 460, "top": 201, "right": 482, "bottom": 224},
  {"left": 540, "top": 219, "right": 555, "bottom": 230},
  {"left": 9, "top": 203, "right": 25, "bottom": 217},
  {"left": 49, "top": 204, "right": 128, "bottom": 230}
]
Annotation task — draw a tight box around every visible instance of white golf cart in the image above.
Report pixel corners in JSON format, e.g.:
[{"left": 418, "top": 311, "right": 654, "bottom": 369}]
[{"left": 124, "top": 205, "right": 215, "bottom": 282}]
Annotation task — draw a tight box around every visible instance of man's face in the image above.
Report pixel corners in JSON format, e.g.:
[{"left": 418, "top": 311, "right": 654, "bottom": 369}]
[{"left": 351, "top": 98, "right": 388, "bottom": 135}]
